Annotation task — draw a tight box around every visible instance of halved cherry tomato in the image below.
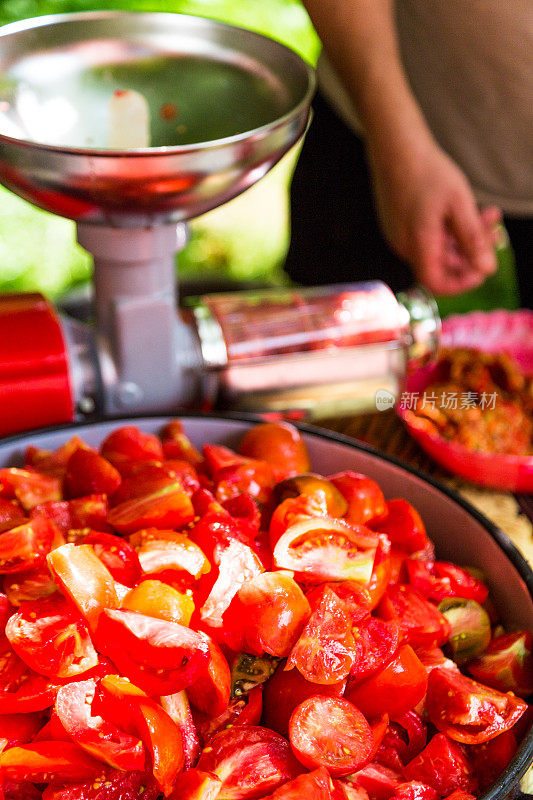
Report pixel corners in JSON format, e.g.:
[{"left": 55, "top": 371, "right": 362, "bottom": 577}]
[
  {"left": 47, "top": 543, "right": 118, "bottom": 630},
  {"left": 378, "top": 585, "right": 451, "bottom": 649},
  {"left": 0, "top": 517, "right": 56, "bottom": 574},
  {"left": 196, "top": 725, "right": 301, "bottom": 798},
  {"left": 403, "top": 733, "right": 478, "bottom": 797},
  {"left": 425, "top": 666, "right": 528, "bottom": 744},
  {"left": 65, "top": 449, "right": 122, "bottom": 499},
  {"left": 193, "top": 685, "right": 263, "bottom": 747},
  {"left": 273, "top": 517, "right": 378, "bottom": 584},
  {"left": 108, "top": 476, "right": 194, "bottom": 535},
  {"left": 329, "top": 472, "right": 387, "bottom": 526},
  {"left": 55, "top": 679, "right": 145, "bottom": 771},
  {"left": 100, "top": 427, "right": 164, "bottom": 474},
  {"left": 238, "top": 422, "right": 311, "bottom": 480},
  {"left": 345, "top": 646, "right": 428, "bottom": 719},
  {"left": 223, "top": 572, "right": 310, "bottom": 658},
  {"left": 287, "top": 585, "right": 357, "bottom": 684},
  {"left": 0, "top": 741, "right": 101, "bottom": 783},
  {"left": 0, "top": 469, "right": 61, "bottom": 511},
  {"left": 6, "top": 596, "right": 98, "bottom": 679},
  {"left": 372, "top": 500, "right": 427, "bottom": 555},
  {"left": 82, "top": 531, "right": 142, "bottom": 587},
  {"left": 350, "top": 617, "right": 401, "bottom": 685},
  {"left": 467, "top": 630, "right": 533, "bottom": 697},
  {"left": 406, "top": 561, "right": 488, "bottom": 604},
  {"left": 160, "top": 691, "right": 200, "bottom": 769},
  {"left": 290, "top": 695, "right": 374, "bottom": 777},
  {"left": 95, "top": 609, "right": 210, "bottom": 696},
  {"left": 42, "top": 770, "right": 160, "bottom": 800}
]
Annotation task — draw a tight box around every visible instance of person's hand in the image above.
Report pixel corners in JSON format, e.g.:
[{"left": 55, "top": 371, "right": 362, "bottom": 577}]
[{"left": 367, "top": 135, "right": 501, "bottom": 295}]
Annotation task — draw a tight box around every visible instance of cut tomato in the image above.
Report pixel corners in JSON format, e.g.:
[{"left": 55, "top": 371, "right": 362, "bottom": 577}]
[
  {"left": 0, "top": 517, "right": 56, "bottom": 574},
  {"left": 273, "top": 517, "right": 377, "bottom": 583},
  {"left": 160, "top": 421, "right": 202, "bottom": 467},
  {"left": 167, "top": 769, "right": 222, "bottom": 800},
  {"left": 196, "top": 725, "right": 301, "bottom": 799},
  {"left": 0, "top": 712, "right": 44, "bottom": 748},
  {"left": 350, "top": 761, "right": 402, "bottom": 800},
  {"left": 329, "top": 472, "right": 387, "bottom": 526},
  {"left": 95, "top": 609, "right": 210, "bottom": 696},
  {"left": 269, "top": 491, "right": 330, "bottom": 550},
  {"left": 349, "top": 617, "right": 400, "bottom": 685},
  {"left": 160, "top": 691, "right": 200, "bottom": 769},
  {"left": 65, "top": 449, "right": 121, "bottom": 499},
  {"left": 406, "top": 561, "right": 488, "bottom": 604},
  {"left": 100, "top": 427, "right": 164, "bottom": 474},
  {"left": 425, "top": 666, "right": 528, "bottom": 744},
  {"left": 223, "top": 571, "right": 310, "bottom": 657},
  {"left": 345, "top": 645, "right": 428, "bottom": 720},
  {"left": 390, "top": 781, "right": 438, "bottom": 800},
  {"left": 238, "top": 422, "right": 311, "bottom": 480},
  {"left": 41, "top": 770, "right": 160, "bottom": 800},
  {"left": 55, "top": 679, "right": 145, "bottom": 771},
  {"left": 404, "top": 733, "right": 477, "bottom": 797},
  {"left": 366, "top": 536, "right": 392, "bottom": 610},
  {"left": 186, "top": 637, "right": 231, "bottom": 716},
  {"left": 378, "top": 585, "right": 451, "bottom": 649},
  {"left": 468, "top": 728, "right": 518, "bottom": 791},
  {"left": 0, "top": 498, "right": 26, "bottom": 533},
  {"left": 263, "top": 767, "right": 335, "bottom": 799},
  {"left": 47, "top": 543, "right": 118, "bottom": 630},
  {"left": 193, "top": 685, "right": 264, "bottom": 748},
  {"left": 6, "top": 596, "right": 98, "bottom": 679},
  {"left": 0, "top": 741, "right": 101, "bottom": 784},
  {"left": 82, "top": 531, "right": 142, "bottom": 587},
  {"left": 123, "top": 580, "right": 194, "bottom": 627},
  {"left": 132, "top": 529, "right": 209, "bottom": 580},
  {"left": 0, "top": 468, "right": 61, "bottom": 511},
  {"left": 108, "top": 476, "right": 194, "bottom": 535},
  {"left": 32, "top": 495, "right": 112, "bottom": 536},
  {"left": 289, "top": 695, "right": 374, "bottom": 777},
  {"left": 467, "top": 630, "right": 533, "bottom": 697},
  {"left": 3, "top": 562, "right": 58, "bottom": 606},
  {"left": 372, "top": 500, "right": 427, "bottom": 555}
]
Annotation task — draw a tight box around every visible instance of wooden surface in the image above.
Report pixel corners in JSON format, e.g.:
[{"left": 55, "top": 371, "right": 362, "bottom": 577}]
[{"left": 321, "top": 409, "right": 533, "bottom": 566}]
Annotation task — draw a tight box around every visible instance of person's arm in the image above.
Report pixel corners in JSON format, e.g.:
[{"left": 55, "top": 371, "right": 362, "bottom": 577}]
[{"left": 301, "top": 0, "right": 500, "bottom": 295}]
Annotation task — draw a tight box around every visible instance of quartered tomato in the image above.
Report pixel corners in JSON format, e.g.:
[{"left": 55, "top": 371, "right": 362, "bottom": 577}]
[
  {"left": 345, "top": 646, "right": 428, "bottom": 719},
  {"left": 223, "top": 571, "right": 310, "bottom": 657},
  {"left": 406, "top": 561, "right": 488, "bottom": 604},
  {"left": 0, "top": 468, "right": 61, "bottom": 511},
  {"left": 467, "top": 630, "right": 533, "bottom": 697},
  {"left": 426, "top": 667, "right": 528, "bottom": 744},
  {"left": 196, "top": 725, "right": 301, "bottom": 799},
  {"left": 372, "top": 500, "right": 427, "bottom": 555},
  {"left": 160, "top": 691, "right": 200, "bottom": 769},
  {"left": 378, "top": 585, "right": 451, "bottom": 649},
  {"left": 289, "top": 696, "right": 374, "bottom": 777},
  {"left": 95, "top": 609, "right": 210, "bottom": 696},
  {"left": 269, "top": 491, "right": 330, "bottom": 549},
  {"left": 0, "top": 637, "right": 57, "bottom": 713},
  {"left": 108, "top": 476, "right": 194, "bottom": 535},
  {"left": 0, "top": 712, "right": 44, "bottom": 748},
  {"left": 54, "top": 679, "right": 145, "bottom": 771},
  {"left": 123, "top": 580, "right": 194, "bottom": 627},
  {"left": 131, "top": 529, "right": 209, "bottom": 581},
  {"left": 186, "top": 637, "right": 231, "bottom": 717},
  {"left": 329, "top": 472, "right": 387, "bottom": 526},
  {"left": 403, "top": 733, "right": 478, "bottom": 797},
  {"left": 273, "top": 517, "right": 378, "bottom": 584},
  {"left": 6, "top": 596, "right": 98, "bottom": 679},
  {"left": 65, "top": 449, "right": 122, "bottom": 499},
  {"left": 0, "top": 517, "right": 56, "bottom": 574},
  {"left": 468, "top": 729, "right": 518, "bottom": 791},
  {"left": 83, "top": 531, "right": 142, "bottom": 587}
]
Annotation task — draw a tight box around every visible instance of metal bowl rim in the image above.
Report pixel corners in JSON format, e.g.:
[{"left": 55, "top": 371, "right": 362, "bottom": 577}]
[
  {"left": 0, "top": 408, "right": 531, "bottom": 800},
  {"left": 0, "top": 10, "right": 316, "bottom": 157}
]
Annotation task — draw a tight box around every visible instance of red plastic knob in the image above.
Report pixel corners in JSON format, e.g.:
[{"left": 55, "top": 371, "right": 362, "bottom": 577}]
[{"left": 0, "top": 293, "right": 73, "bottom": 437}]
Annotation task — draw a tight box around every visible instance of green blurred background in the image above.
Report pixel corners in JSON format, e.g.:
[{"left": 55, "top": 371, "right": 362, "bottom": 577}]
[{"left": 0, "top": 0, "right": 519, "bottom": 314}]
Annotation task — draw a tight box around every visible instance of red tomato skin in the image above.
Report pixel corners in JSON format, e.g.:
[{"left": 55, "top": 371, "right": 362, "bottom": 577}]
[
  {"left": 223, "top": 572, "right": 310, "bottom": 658},
  {"left": 390, "top": 781, "right": 439, "bottom": 800},
  {"left": 108, "top": 476, "right": 194, "bottom": 535},
  {"left": 100, "top": 427, "right": 164, "bottom": 473},
  {"left": 349, "top": 617, "right": 401, "bottom": 685},
  {"left": 404, "top": 734, "right": 478, "bottom": 797},
  {"left": 372, "top": 500, "right": 427, "bottom": 554},
  {"left": 344, "top": 646, "right": 428, "bottom": 719},
  {"left": 350, "top": 762, "right": 403, "bottom": 800},
  {"left": 65, "top": 449, "right": 121, "bottom": 499},
  {"left": 83, "top": 531, "right": 142, "bottom": 587},
  {"left": 406, "top": 561, "right": 488, "bottom": 604},
  {"left": 467, "top": 630, "right": 533, "bottom": 697},
  {"left": 238, "top": 422, "right": 311, "bottom": 480},
  {"left": 329, "top": 472, "right": 387, "bottom": 525},
  {"left": 3, "top": 562, "right": 58, "bottom": 606},
  {"left": 186, "top": 637, "right": 231, "bottom": 717},
  {"left": 425, "top": 666, "right": 528, "bottom": 744},
  {"left": 263, "top": 664, "right": 345, "bottom": 739},
  {"left": 0, "top": 498, "right": 26, "bottom": 533},
  {"left": 196, "top": 725, "right": 302, "bottom": 799},
  {"left": 160, "top": 420, "right": 202, "bottom": 467},
  {"left": 32, "top": 495, "right": 112, "bottom": 535},
  {"left": 378, "top": 585, "right": 451, "bottom": 649},
  {"left": 367, "top": 536, "right": 392, "bottom": 610},
  {"left": 289, "top": 695, "right": 374, "bottom": 777},
  {"left": 468, "top": 729, "right": 518, "bottom": 792}
]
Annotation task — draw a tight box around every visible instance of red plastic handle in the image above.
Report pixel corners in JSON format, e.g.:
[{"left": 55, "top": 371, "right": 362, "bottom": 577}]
[{"left": 0, "top": 293, "right": 73, "bottom": 437}]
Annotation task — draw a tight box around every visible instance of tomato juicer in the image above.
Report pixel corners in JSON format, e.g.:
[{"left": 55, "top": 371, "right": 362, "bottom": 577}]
[{"left": 0, "top": 11, "right": 439, "bottom": 437}]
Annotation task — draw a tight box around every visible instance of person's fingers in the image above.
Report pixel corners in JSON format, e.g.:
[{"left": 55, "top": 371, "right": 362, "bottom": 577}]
[{"left": 446, "top": 194, "right": 497, "bottom": 276}]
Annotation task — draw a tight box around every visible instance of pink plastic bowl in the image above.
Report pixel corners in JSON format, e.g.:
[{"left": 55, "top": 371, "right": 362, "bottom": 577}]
[{"left": 398, "top": 310, "right": 533, "bottom": 492}]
